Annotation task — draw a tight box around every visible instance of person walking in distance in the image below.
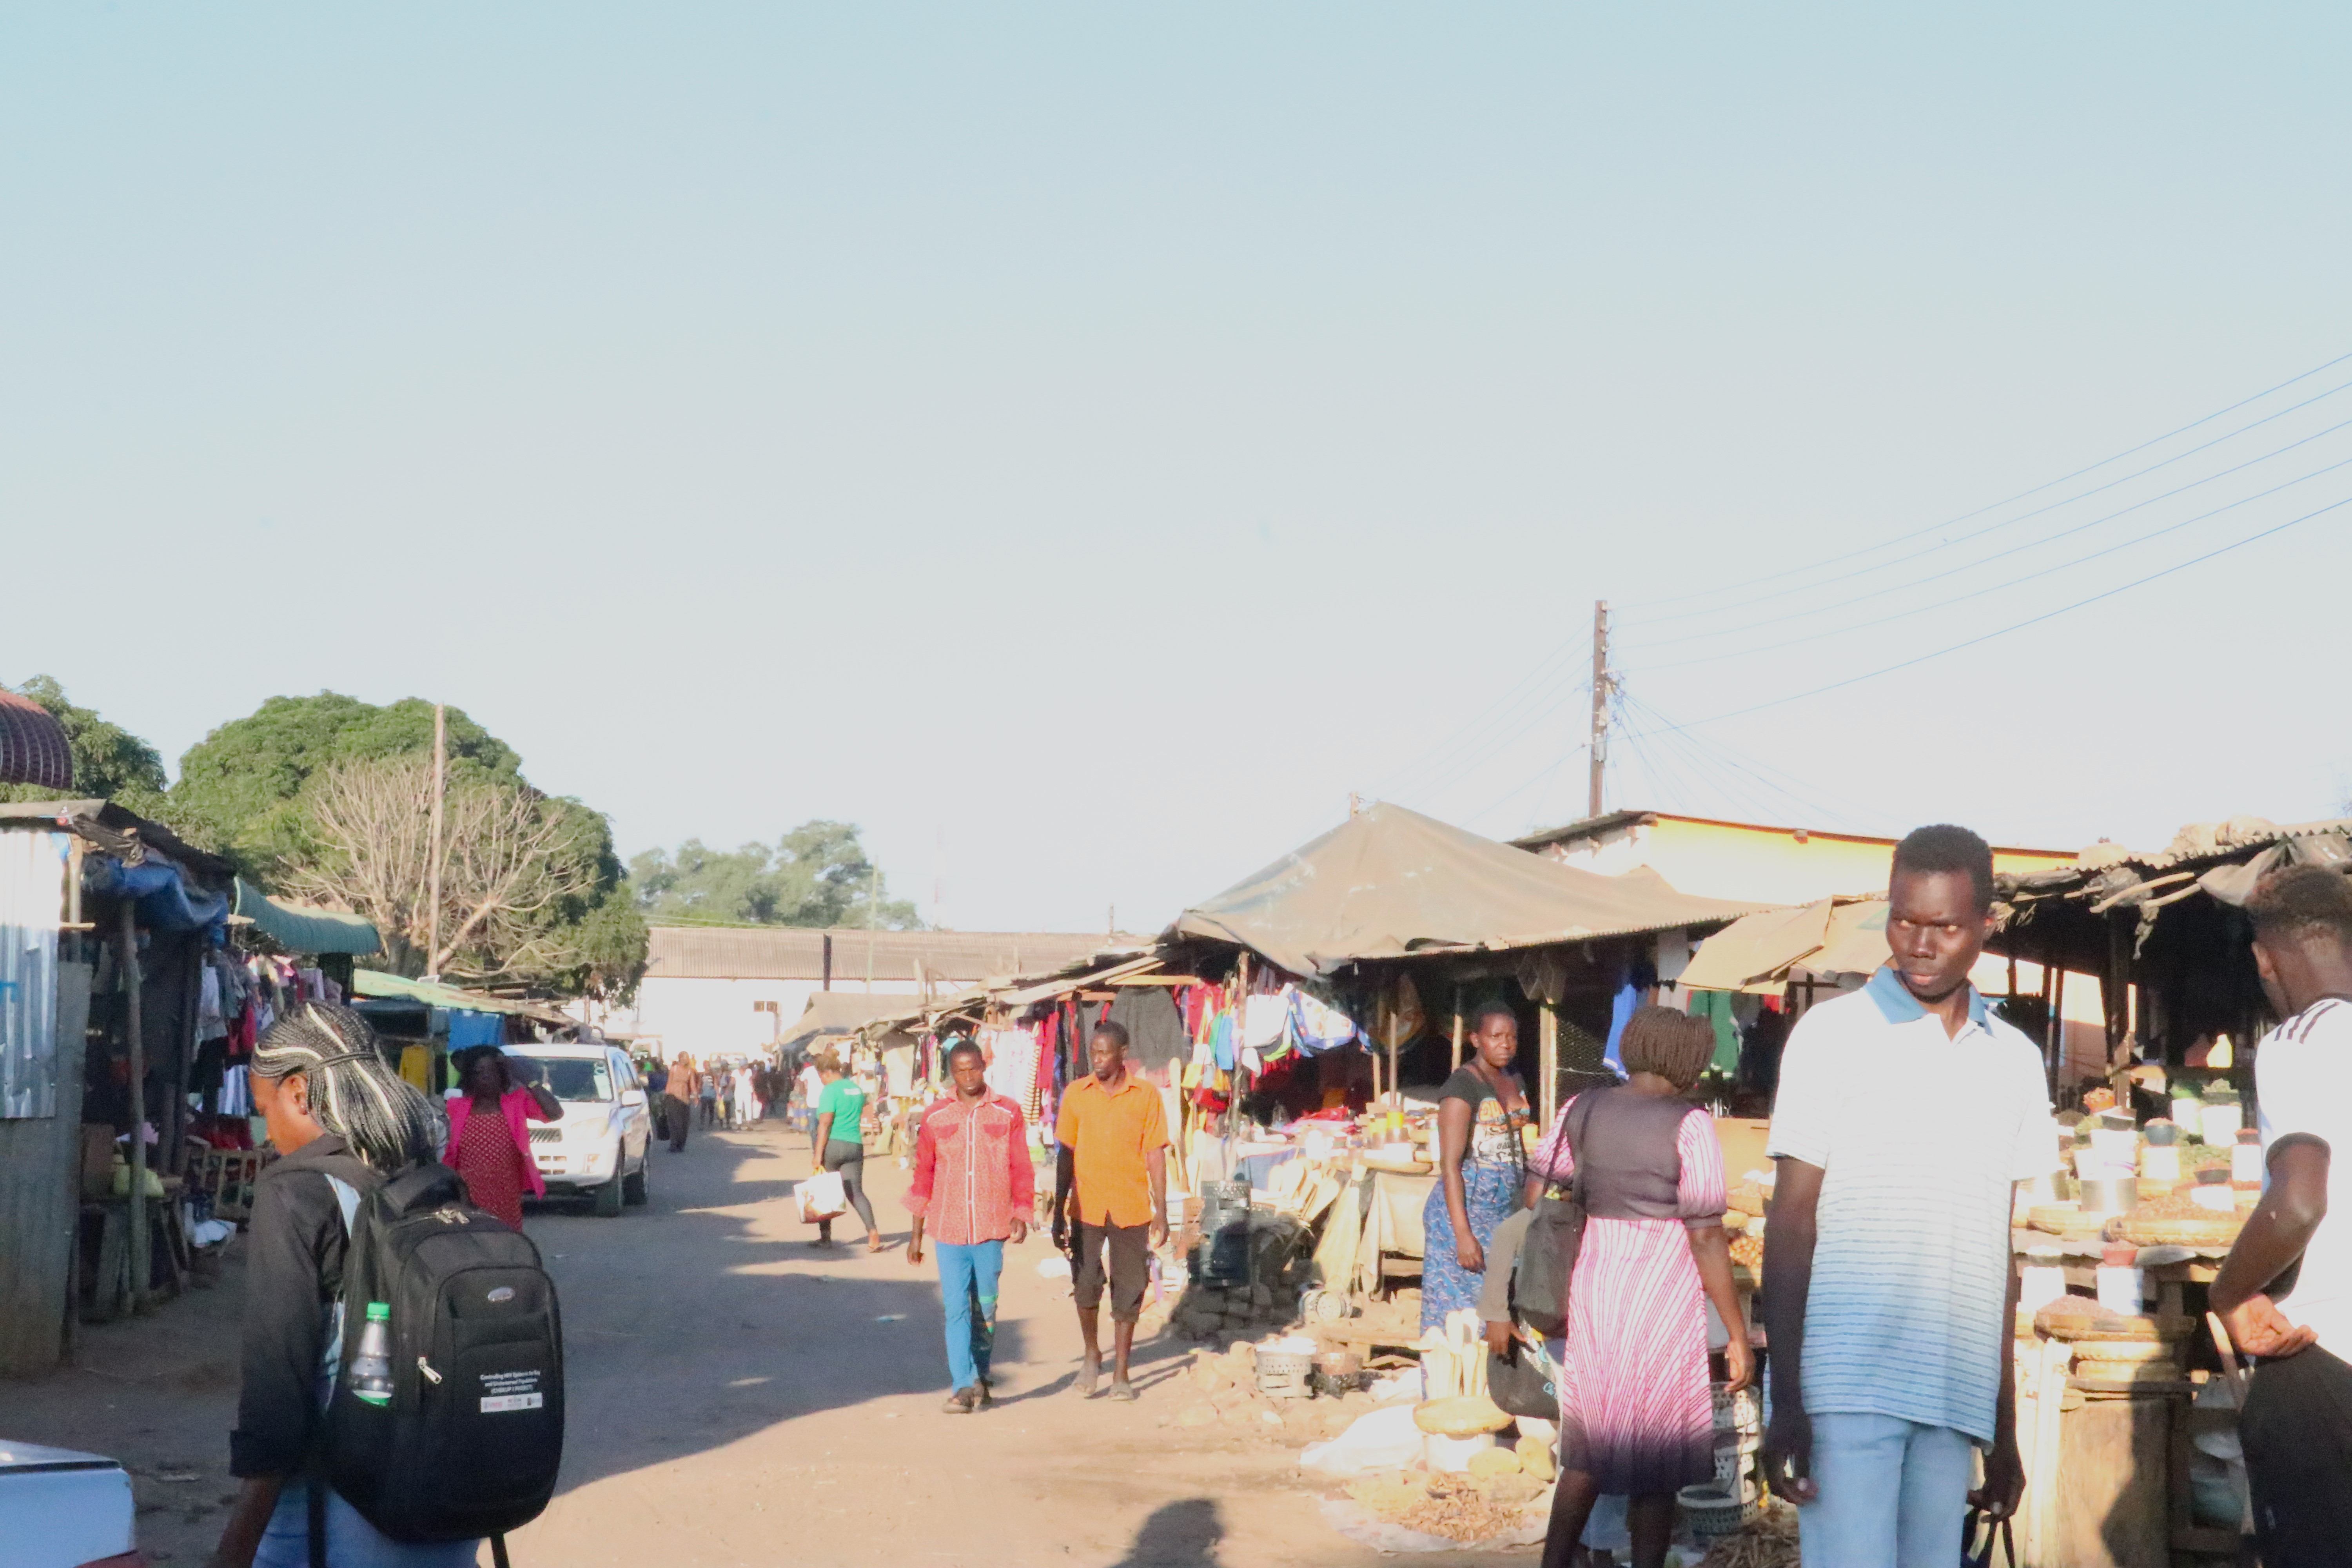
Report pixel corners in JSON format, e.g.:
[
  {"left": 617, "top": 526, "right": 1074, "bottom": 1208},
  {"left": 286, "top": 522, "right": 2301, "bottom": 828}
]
[
  {"left": 699, "top": 1067, "right": 720, "bottom": 1130},
  {"left": 662, "top": 1054, "right": 698, "bottom": 1154},
  {"left": 811, "top": 1051, "right": 883, "bottom": 1251},
  {"left": 1051, "top": 1021, "right": 1169, "bottom": 1401},
  {"left": 798, "top": 1054, "right": 826, "bottom": 1155},
  {"left": 907, "top": 1039, "right": 1035, "bottom": 1413},
  {"left": 2209, "top": 865, "right": 2352, "bottom": 1567},
  {"left": 1761, "top": 826, "right": 2057, "bottom": 1565}
]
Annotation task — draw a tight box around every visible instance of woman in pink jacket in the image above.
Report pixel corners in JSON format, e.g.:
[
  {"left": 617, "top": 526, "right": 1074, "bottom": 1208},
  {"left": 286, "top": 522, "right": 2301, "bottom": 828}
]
[{"left": 444, "top": 1045, "right": 563, "bottom": 1229}]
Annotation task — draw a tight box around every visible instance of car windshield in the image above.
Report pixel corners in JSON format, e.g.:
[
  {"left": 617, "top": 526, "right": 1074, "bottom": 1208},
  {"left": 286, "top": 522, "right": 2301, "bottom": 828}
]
[{"left": 519, "top": 1056, "right": 612, "bottom": 1103}]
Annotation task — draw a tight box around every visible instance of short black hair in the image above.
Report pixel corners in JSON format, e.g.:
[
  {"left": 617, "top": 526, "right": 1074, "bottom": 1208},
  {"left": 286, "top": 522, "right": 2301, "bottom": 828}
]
[
  {"left": 1472, "top": 1001, "right": 1517, "bottom": 1031},
  {"left": 454, "top": 1044, "right": 506, "bottom": 1080},
  {"left": 945, "top": 1039, "right": 985, "bottom": 1066},
  {"left": 1891, "top": 824, "right": 1995, "bottom": 914},
  {"left": 1091, "top": 1019, "right": 1130, "bottom": 1050},
  {"left": 2247, "top": 864, "right": 2352, "bottom": 947}
]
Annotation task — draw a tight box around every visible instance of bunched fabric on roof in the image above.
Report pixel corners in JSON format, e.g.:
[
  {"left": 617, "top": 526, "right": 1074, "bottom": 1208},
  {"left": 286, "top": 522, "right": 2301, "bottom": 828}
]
[
  {"left": 1170, "top": 801, "right": 1774, "bottom": 977},
  {"left": 0, "top": 691, "right": 72, "bottom": 791}
]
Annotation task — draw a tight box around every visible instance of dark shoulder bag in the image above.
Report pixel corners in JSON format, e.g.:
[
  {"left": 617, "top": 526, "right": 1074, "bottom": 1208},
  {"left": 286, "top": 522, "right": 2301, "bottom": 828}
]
[{"left": 1512, "top": 1091, "right": 1601, "bottom": 1341}]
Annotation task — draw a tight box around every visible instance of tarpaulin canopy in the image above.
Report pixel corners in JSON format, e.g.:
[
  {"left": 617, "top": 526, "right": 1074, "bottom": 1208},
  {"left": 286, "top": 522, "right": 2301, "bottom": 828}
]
[
  {"left": 780, "top": 991, "right": 929, "bottom": 1051},
  {"left": 1679, "top": 897, "right": 1889, "bottom": 992},
  {"left": 233, "top": 878, "right": 380, "bottom": 956},
  {"left": 353, "top": 969, "right": 574, "bottom": 1027},
  {"left": 1170, "top": 801, "right": 1773, "bottom": 978}
]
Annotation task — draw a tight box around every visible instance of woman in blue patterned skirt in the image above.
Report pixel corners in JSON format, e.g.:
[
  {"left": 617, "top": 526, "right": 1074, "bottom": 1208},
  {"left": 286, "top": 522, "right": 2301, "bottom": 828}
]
[{"left": 1420, "top": 1003, "right": 1531, "bottom": 1332}]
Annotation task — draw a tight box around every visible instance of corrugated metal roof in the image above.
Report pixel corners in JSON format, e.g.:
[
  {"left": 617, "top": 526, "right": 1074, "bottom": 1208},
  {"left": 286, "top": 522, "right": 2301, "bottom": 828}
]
[
  {"left": 644, "top": 926, "right": 1142, "bottom": 982},
  {"left": 0, "top": 691, "right": 72, "bottom": 791}
]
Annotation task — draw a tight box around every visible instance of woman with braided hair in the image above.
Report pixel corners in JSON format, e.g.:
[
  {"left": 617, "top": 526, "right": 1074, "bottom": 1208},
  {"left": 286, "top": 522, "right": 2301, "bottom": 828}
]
[{"left": 205, "top": 1003, "right": 477, "bottom": 1568}]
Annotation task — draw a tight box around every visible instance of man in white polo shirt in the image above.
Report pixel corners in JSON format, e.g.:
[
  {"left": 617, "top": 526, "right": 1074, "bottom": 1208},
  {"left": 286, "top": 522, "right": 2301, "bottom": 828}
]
[
  {"left": 1762, "top": 824, "right": 2057, "bottom": 1566},
  {"left": 2210, "top": 864, "right": 2352, "bottom": 1568}
]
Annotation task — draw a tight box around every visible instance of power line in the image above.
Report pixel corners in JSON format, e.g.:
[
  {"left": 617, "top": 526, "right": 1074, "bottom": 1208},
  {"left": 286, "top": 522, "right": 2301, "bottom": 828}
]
[
  {"left": 1632, "top": 450, "right": 2352, "bottom": 672},
  {"left": 1370, "top": 650, "right": 1586, "bottom": 800},
  {"left": 1619, "top": 496, "right": 2352, "bottom": 738},
  {"left": 1616, "top": 348, "right": 2352, "bottom": 620},
  {"left": 1624, "top": 415, "right": 2352, "bottom": 654}
]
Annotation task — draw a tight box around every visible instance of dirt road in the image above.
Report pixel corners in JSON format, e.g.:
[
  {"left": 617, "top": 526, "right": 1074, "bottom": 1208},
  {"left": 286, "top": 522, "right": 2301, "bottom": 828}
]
[{"left": 8, "top": 1123, "right": 1510, "bottom": 1567}]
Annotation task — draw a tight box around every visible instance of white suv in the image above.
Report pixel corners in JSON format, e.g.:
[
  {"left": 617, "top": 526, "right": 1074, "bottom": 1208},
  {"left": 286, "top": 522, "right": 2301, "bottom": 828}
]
[{"left": 506, "top": 1043, "right": 653, "bottom": 1218}]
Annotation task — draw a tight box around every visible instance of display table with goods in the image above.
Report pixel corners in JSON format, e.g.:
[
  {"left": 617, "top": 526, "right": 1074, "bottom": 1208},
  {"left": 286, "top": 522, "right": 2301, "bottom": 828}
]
[{"left": 1998, "top": 1091, "right": 2259, "bottom": 1567}]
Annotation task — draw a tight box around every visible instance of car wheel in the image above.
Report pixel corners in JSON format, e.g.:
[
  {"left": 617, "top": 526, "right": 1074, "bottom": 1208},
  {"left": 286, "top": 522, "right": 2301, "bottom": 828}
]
[
  {"left": 623, "top": 1152, "right": 650, "bottom": 1206},
  {"left": 592, "top": 1169, "right": 625, "bottom": 1217}
]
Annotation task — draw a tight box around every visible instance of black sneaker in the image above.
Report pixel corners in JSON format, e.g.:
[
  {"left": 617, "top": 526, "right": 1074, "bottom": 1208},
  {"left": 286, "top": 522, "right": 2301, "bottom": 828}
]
[
  {"left": 973, "top": 1381, "right": 995, "bottom": 1410},
  {"left": 943, "top": 1387, "right": 977, "bottom": 1414}
]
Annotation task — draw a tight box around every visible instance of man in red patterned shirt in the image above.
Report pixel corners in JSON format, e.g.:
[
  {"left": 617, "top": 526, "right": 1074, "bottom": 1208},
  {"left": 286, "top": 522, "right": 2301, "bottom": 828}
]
[{"left": 907, "top": 1038, "right": 1034, "bottom": 1413}]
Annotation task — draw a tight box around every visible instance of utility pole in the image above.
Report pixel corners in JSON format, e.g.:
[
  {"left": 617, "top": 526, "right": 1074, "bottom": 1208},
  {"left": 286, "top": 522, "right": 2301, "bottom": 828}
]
[
  {"left": 1588, "top": 599, "right": 1612, "bottom": 818},
  {"left": 425, "top": 703, "right": 447, "bottom": 980}
]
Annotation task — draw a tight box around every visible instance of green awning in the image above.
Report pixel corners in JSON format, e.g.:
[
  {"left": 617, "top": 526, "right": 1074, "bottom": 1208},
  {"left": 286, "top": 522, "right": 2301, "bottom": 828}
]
[{"left": 234, "top": 878, "right": 381, "bottom": 956}]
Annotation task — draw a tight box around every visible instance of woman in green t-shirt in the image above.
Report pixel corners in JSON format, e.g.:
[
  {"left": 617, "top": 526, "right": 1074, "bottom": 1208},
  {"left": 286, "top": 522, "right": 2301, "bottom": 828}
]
[{"left": 811, "top": 1053, "right": 881, "bottom": 1250}]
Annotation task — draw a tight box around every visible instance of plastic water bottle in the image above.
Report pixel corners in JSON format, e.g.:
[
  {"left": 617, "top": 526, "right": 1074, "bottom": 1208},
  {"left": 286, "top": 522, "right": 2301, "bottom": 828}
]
[{"left": 349, "top": 1303, "right": 394, "bottom": 1406}]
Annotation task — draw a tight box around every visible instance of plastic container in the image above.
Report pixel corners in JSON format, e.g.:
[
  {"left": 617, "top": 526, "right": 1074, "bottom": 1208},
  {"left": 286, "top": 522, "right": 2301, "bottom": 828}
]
[
  {"left": 2096, "top": 1245, "right": 2144, "bottom": 1317},
  {"left": 2232, "top": 1129, "right": 2265, "bottom": 1186},
  {"left": 2078, "top": 1176, "right": 2139, "bottom": 1215},
  {"left": 2192, "top": 1171, "right": 2237, "bottom": 1213},
  {"left": 2201, "top": 1103, "right": 2243, "bottom": 1146},
  {"left": 1256, "top": 1348, "right": 1315, "bottom": 1399},
  {"left": 1677, "top": 1479, "right": 1762, "bottom": 1537}
]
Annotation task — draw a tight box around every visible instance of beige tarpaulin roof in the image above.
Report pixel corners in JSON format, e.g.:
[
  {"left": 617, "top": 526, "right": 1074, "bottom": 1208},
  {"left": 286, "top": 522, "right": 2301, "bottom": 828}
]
[
  {"left": 1676, "top": 902, "right": 1834, "bottom": 992},
  {"left": 1803, "top": 899, "right": 1891, "bottom": 978},
  {"left": 1679, "top": 897, "right": 1890, "bottom": 992},
  {"left": 781, "top": 991, "right": 926, "bottom": 1049},
  {"left": 1169, "top": 802, "right": 1773, "bottom": 977}
]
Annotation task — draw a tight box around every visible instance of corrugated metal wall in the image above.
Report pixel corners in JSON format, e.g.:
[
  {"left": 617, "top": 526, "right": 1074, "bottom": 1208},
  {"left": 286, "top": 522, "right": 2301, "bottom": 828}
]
[
  {"left": 0, "top": 830, "right": 67, "bottom": 1118},
  {"left": 0, "top": 960, "right": 91, "bottom": 1374}
]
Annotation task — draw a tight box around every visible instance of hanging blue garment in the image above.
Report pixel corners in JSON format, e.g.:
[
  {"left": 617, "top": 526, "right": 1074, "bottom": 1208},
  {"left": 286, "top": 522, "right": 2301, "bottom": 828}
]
[
  {"left": 1210, "top": 1011, "right": 1236, "bottom": 1072},
  {"left": 1602, "top": 958, "right": 1659, "bottom": 1072}
]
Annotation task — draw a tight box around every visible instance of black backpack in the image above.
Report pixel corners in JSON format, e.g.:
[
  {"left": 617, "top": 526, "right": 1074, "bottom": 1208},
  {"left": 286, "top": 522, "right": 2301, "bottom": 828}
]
[{"left": 319, "top": 1162, "right": 564, "bottom": 1552}]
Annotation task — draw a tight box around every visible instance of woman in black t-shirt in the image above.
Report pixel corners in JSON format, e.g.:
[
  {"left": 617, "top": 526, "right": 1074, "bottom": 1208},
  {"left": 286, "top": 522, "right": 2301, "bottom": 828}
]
[{"left": 1419, "top": 1002, "right": 1532, "bottom": 1332}]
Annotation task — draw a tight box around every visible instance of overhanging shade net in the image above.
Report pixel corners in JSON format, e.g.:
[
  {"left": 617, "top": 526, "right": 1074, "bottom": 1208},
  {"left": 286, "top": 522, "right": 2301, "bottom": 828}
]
[
  {"left": 1170, "top": 801, "right": 1773, "bottom": 977},
  {"left": 234, "top": 878, "right": 380, "bottom": 956},
  {"left": 0, "top": 692, "right": 71, "bottom": 791}
]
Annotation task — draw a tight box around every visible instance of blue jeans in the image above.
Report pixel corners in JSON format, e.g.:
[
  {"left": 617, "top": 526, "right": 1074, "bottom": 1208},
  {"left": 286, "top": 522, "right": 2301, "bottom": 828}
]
[
  {"left": 254, "top": 1481, "right": 479, "bottom": 1568},
  {"left": 935, "top": 1239, "right": 1004, "bottom": 1392},
  {"left": 1797, "top": 1412, "right": 1977, "bottom": 1568}
]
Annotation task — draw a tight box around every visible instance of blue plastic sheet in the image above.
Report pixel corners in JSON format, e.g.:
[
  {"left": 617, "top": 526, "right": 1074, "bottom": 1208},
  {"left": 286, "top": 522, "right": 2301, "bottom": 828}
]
[{"left": 82, "top": 856, "right": 228, "bottom": 934}]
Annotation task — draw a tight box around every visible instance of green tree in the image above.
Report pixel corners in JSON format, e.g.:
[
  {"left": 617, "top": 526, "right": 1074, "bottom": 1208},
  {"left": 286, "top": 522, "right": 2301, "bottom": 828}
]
[
  {"left": 1, "top": 676, "right": 171, "bottom": 819},
  {"left": 630, "top": 820, "right": 920, "bottom": 929},
  {"left": 171, "top": 693, "right": 520, "bottom": 874},
  {"left": 170, "top": 691, "right": 645, "bottom": 999}
]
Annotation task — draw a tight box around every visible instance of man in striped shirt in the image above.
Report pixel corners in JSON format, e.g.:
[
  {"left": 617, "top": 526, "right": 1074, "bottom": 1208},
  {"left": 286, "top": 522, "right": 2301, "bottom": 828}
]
[
  {"left": 1762, "top": 824, "right": 2058, "bottom": 1566},
  {"left": 907, "top": 1039, "right": 1034, "bottom": 1414}
]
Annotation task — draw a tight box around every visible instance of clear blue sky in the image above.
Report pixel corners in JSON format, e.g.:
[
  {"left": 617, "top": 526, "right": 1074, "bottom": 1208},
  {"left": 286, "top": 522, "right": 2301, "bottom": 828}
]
[{"left": 6, "top": 6, "right": 2350, "bottom": 931}]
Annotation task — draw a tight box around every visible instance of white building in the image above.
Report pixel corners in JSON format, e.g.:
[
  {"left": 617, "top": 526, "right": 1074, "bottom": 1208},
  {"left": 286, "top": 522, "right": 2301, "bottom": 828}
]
[{"left": 608, "top": 926, "right": 1130, "bottom": 1063}]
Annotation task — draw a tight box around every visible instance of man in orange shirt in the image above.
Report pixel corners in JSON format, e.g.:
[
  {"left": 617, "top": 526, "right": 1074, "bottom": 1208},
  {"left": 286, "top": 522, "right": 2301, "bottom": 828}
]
[{"left": 1051, "top": 1021, "right": 1169, "bottom": 1401}]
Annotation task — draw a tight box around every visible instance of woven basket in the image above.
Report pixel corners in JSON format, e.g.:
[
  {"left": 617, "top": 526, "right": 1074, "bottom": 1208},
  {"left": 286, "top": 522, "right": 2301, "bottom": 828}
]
[
  {"left": 2067, "top": 1338, "right": 2180, "bottom": 1364},
  {"left": 2035, "top": 1304, "right": 2194, "bottom": 1343},
  {"left": 2028, "top": 1203, "right": 2112, "bottom": 1236},
  {"left": 2117, "top": 1215, "right": 2242, "bottom": 1247},
  {"left": 2073, "top": 1358, "right": 2183, "bottom": 1384}
]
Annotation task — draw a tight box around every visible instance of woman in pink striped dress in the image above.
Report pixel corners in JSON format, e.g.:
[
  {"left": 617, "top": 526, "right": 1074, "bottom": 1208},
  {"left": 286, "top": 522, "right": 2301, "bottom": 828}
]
[{"left": 1525, "top": 1007, "right": 1754, "bottom": 1568}]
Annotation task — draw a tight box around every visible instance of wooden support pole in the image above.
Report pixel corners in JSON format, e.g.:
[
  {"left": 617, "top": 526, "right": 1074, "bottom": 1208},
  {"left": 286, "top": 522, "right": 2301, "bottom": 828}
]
[
  {"left": 120, "top": 901, "right": 149, "bottom": 1314},
  {"left": 1451, "top": 985, "right": 1465, "bottom": 1071},
  {"left": 1539, "top": 999, "right": 1559, "bottom": 1130}
]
